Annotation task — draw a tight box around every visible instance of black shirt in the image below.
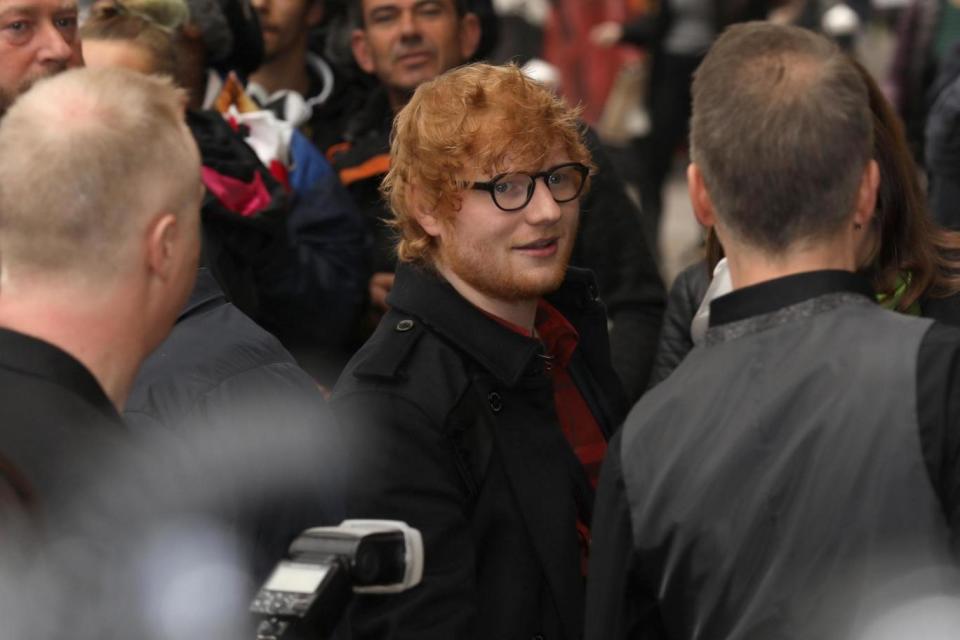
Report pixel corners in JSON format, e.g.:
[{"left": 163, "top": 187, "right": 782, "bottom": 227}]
[
  {"left": 0, "top": 327, "right": 125, "bottom": 512},
  {"left": 585, "top": 270, "right": 960, "bottom": 639}
]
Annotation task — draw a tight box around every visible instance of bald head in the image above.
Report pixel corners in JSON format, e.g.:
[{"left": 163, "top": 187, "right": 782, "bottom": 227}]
[{"left": 0, "top": 67, "right": 201, "bottom": 282}]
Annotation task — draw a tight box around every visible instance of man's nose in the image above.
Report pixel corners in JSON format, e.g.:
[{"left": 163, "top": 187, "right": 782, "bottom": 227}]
[
  {"left": 36, "top": 21, "right": 74, "bottom": 63},
  {"left": 523, "top": 179, "right": 564, "bottom": 225},
  {"left": 398, "top": 8, "right": 419, "bottom": 37}
]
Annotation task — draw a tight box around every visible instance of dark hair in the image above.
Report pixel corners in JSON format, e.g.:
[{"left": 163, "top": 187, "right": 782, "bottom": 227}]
[
  {"left": 855, "top": 59, "right": 960, "bottom": 307},
  {"left": 691, "top": 22, "right": 872, "bottom": 253},
  {"left": 703, "top": 54, "right": 960, "bottom": 309},
  {"left": 347, "top": 0, "right": 468, "bottom": 28}
]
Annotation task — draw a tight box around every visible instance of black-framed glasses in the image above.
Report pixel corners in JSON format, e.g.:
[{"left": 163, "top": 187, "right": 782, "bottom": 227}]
[{"left": 470, "top": 162, "right": 590, "bottom": 212}]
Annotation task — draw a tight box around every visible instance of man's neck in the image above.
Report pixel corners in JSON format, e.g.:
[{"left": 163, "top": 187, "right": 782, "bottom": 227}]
[
  {"left": 724, "top": 238, "right": 858, "bottom": 291},
  {"left": 387, "top": 86, "right": 415, "bottom": 114},
  {"left": 0, "top": 280, "right": 146, "bottom": 411},
  {"left": 250, "top": 42, "right": 311, "bottom": 96},
  {"left": 437, "top": 263, "right": 538, "bottom": 332}
]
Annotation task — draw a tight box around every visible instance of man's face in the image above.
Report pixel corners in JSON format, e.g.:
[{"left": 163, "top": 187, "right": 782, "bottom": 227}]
[
  {"left": 252, "top": 0, "right": 322, "bottom": 62},
  {"left": 0, "top": 0, "right": 82, "bottom": 115},
  {"left": 351, "top": 0, "right": 478, "bottom": 108},
  {"left": 430, "top": 151, "right": 582, "bottom": 303}
]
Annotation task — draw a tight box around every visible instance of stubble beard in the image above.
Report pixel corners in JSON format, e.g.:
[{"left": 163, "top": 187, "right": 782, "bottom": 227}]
[{"left": 440, "top": 229, "right": 577, "bottom": 303}]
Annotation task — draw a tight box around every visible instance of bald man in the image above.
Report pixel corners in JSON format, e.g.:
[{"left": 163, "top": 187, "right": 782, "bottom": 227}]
[{"left": 0, "top": 67, "right": 202, "bottom": 511}]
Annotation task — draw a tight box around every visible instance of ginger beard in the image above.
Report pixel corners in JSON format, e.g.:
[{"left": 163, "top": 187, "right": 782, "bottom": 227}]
[{"left": 434, "top": 193, "right": 580, "bottom": 303}]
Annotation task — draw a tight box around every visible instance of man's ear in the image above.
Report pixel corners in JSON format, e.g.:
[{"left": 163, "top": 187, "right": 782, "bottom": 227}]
[
  {"left": 852, "top": 159, "right": 880, "bottom": 229},
  {"left": 306, "top": 0, "right": 325, "bottom": 27},
  {"left": 687, "top": 163, "right": 716, "bottom": 228},
  {"left": 458, "top": 12, "right": 481, "bottom": 61},
  {"left": 145, "top": 212, "right": 180, "bottom": 281},
  {"left": 351, "top": 29, "right": 376, "bottom": 74},
  {"left": 409, "top": 187, "right": 445, "bottom": 239}
]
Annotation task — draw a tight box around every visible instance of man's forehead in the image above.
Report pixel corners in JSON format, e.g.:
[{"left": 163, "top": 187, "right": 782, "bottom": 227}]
[{"left": 0, "top": 0, "right": 76, "bottom": 14}]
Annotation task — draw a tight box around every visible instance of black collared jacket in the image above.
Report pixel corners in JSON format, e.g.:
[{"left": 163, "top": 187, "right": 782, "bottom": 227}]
[
  {"left": 331, "top": 263, "right": 629, "bottom": 640},
  {"left": 587, "top": 271, "right": 960, "bottom": 640},
  {"left": 0, "top": 328, "right": 125, "bottom": 515}
]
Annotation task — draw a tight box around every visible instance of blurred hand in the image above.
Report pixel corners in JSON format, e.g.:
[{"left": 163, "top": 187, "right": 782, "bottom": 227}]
[
  {"left": 590, "top": 21, "right": 624, "bottom": 48},
  {"left": 369, "top": 272, "right": 395, "bottom": 311}
]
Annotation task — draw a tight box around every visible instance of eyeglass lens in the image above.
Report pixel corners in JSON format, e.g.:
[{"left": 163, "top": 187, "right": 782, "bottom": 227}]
[{"left": 492, "top": 165, "right": 585, "bottom": 210}]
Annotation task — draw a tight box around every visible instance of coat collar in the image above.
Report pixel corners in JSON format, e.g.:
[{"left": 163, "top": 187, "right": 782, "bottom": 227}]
[
  {"left": 386, "top": 262, "right": 598, "bottom": 387},
  {"left": 177, "top": 268, "right": 228, "bottom": 324},
  {"left": 0, "top": 327, "right": 123, "bottom": 426}
]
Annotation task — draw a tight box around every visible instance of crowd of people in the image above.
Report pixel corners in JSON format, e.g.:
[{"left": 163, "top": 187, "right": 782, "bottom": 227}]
[{"left": 1, "top": 0, "right": 959, "bottom": 638}]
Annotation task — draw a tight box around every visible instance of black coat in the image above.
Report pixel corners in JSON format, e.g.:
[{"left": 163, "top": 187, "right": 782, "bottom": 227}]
[
  {"left": 125, "top": 269, "right": 343, "bottom": 582},
  {"left": 331, "top": 263, "right": 629, "bottom": 640},
  {"left": 649, "top": 261, "right": 711, "bottom": 386}
]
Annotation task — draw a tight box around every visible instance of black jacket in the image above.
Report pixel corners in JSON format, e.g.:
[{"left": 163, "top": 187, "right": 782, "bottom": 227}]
[
  {"left": 125, "top": 269, "right": 343, "bottom": 581},
  {"left": 649, "top": 260, "right": 711, "bottom": 386},
  {"left": 587, "top": 271, "right": 960, "bottom": 639},
  {"left": 188, "top": 109, "right": 368, "bottom": 381},
  {"left": 0, "top": 328, "right": 127, "bottom": 517},
  {"left": 331, "top": 263, "right": 629, "bottom": 640},
  {"left": 330, "top": 90, "right": 665, "bottom": 401}
]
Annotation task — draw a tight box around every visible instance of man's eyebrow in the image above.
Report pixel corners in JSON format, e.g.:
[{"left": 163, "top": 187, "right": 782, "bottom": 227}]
[
  {"left": 0, "top": 5, "right": 38, "bottom": 17},
  {"left": 0, "top": 3, "right": 76, "bottom": 17}
]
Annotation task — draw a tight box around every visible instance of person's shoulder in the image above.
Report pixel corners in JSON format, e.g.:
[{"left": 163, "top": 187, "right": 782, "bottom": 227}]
[
  {"left": 332, "top": 309, "right": 471, "bottom": 417},
  {"left": 127, "top": 301, "right": 312, "bottom": 420}
]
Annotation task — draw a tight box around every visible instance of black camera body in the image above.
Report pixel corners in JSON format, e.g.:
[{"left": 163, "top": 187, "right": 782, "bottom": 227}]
[{"left": 251, "top": 520, "right": 423, "bottom": 639}]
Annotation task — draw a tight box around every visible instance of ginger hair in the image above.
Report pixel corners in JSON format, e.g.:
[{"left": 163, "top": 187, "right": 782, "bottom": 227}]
[{"left": 382, "top": 63, "right": 592, "bottom": 265}]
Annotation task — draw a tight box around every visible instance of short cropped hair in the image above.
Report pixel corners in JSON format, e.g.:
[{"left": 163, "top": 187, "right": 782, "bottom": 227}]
[
  {"left": 0, "top": 67, "right": 197, "bottom": 278},
  {"left": 383, "top": 63, "right": 592, "bottom": 264},
  {"left": 690, "top": 22, "right": 872, "bottom": 253},
  {"left": 348, "top": 0, "right": 468, "bottom": 28}
]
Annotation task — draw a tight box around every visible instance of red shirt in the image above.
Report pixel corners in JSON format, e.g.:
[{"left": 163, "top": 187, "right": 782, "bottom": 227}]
[
  {"left": 484, "top": 300, "right": 608, "bottom": 574},
  {"left": 483, "top": 300, "right": 608, "bottom": 485}
]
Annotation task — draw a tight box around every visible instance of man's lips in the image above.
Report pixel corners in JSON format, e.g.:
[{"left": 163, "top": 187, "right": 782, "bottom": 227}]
[
  {"left": 395, "top": 51, "right": 432, "bottom": 65},
  {"left": 514, "top": 238, "right": 560, "bottom": 256}
]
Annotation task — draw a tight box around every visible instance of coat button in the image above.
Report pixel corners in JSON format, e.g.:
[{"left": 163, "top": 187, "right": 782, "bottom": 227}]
[
  {"left": 531, "top": 635, "right": 545, "bottom": 640},
  {"left": 395, "top": 319, "right": 415, "bottom": 332},
  {"left": 487, "top": 392, "right": 502, "bottom": 413}
]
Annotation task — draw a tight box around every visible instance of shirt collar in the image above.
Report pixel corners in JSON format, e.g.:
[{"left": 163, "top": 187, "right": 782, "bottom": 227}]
[
  {"left": 480, "top": 300, "right": 580, "bottom": 369},
  {"left": 0, "top": 327, "right": 123, "bottom": 425},
  {"left": 710, "top": 270, "right": 875, "bottom": 328}
]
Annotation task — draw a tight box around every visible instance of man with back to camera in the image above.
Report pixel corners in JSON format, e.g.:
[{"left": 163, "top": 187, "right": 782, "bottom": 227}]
[
  {"left": 0, "top": 66, "right": 202, "bottom": 511},
  {"left": 586, "top": 22, "right": 960, "bottom": 640},
  {"left": 331, "top": 63, "right": 630, "bottom": 640},
  {"left": 332, "top": 0, "right": 666, "bottom": 401}
]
